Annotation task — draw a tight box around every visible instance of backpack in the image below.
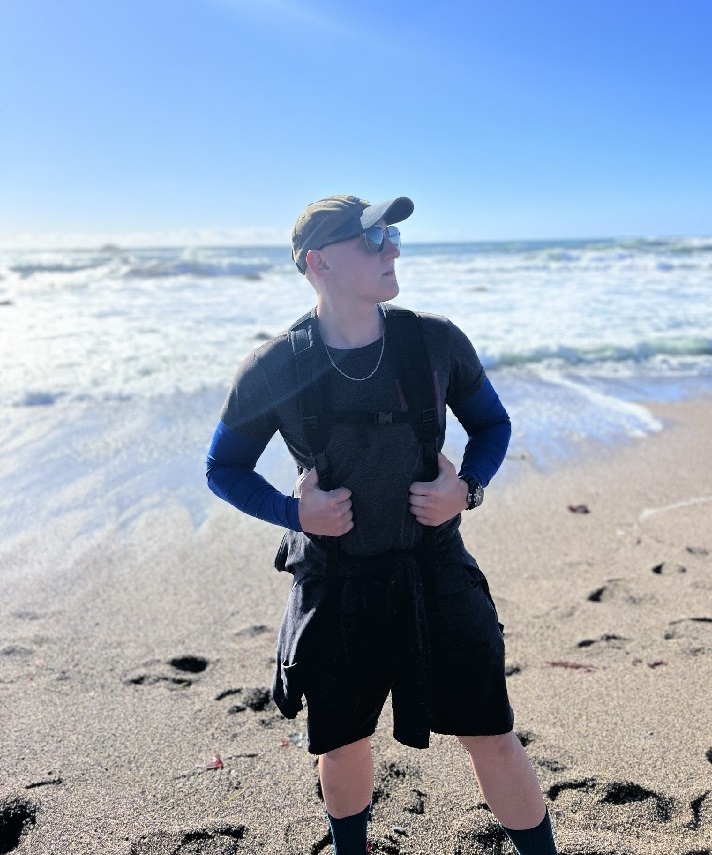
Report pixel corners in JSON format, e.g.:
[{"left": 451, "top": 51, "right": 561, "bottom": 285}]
[{"left": 275, "top": 304, "right": 440, "bottom": 586}]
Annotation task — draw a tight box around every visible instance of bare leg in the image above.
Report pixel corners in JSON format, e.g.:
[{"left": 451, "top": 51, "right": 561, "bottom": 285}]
[
  {"left": 459, "top": 731, "right": 546, "bottom": 830},
  {"left": 318, "top": 737, "right": 374, "bottom": 819}
]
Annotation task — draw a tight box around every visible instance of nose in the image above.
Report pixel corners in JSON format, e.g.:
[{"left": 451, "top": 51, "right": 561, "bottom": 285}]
[{"left": 383, "top": 234, "right": 400, "bottom": 258}]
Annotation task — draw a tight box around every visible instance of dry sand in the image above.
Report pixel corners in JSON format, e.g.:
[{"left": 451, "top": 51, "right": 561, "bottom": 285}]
[{"left": 1, "top": 398, "right": 711, "bottom": 854}]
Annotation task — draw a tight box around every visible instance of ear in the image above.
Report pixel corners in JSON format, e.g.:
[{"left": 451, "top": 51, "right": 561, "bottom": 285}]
[{"left": 305, "top": 248, "right": 329, "bottom": 276}]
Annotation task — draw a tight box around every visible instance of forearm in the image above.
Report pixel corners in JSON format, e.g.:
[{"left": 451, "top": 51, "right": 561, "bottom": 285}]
[
  {"left": 450, "top": 378, "right": 511, "bottom": 487},
  {"left": 206, "top": 421, "right": 302, "bottom": 530}
]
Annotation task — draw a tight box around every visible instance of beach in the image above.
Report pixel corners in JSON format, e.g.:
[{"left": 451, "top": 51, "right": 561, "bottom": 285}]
[
  {"left": 1, "top": 236, "right": 711, "bottom": 852},
  {"left": 2, "top": 395, "right": 710, "bottom": 854}
]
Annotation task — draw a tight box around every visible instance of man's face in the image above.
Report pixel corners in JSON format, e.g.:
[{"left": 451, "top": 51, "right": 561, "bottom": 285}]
[{"left": 317, "top": 218, "right": 401, "bottom": 304}]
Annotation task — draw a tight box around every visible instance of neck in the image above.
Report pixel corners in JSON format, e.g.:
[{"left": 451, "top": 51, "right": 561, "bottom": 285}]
[{"left": 316, "top": 299, "right": 383, "bottom": 349}]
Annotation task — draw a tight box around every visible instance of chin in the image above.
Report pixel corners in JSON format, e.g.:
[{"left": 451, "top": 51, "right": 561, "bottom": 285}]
[{"left": 381, "top": 278, "right": 399, "bottom": 300}]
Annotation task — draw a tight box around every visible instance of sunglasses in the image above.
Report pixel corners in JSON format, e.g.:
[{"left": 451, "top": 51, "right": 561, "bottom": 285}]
[{"left": 321, "top": 225, "right": 401, "bottom": 255}]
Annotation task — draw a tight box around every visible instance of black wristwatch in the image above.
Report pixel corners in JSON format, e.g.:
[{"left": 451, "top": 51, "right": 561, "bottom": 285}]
[{"left": 459, "top": 474, "right": 484, "bottom": 510}]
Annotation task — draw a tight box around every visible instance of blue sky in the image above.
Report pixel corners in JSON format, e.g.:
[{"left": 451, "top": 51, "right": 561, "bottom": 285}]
[{"left": 1, "top": 0, "right": 711, "bottom": 246}]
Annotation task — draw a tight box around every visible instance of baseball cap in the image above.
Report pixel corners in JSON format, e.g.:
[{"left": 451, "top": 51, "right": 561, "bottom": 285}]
[{"left": 291, "top": 194, "right": 414, "bottom": 274}]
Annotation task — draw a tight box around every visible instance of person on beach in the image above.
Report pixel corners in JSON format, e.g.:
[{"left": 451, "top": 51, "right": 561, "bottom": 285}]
[{"left": 206, "top": 195, "right": 558, "bottom": 855}]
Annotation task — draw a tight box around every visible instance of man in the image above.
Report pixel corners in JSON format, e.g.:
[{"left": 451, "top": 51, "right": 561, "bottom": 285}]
[{"left": 206, "top": 195, "right": 557, "bottom": 854}]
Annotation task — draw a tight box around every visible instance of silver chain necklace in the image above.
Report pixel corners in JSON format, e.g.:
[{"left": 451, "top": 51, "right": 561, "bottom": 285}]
[{"left": 323, "top": 309, "right": 385, "bottom": 382}]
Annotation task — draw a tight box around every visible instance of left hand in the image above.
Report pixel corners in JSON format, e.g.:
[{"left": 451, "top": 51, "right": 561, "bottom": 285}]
[{"left": 408, "top": 452, "right": 469, "bottom": 527}]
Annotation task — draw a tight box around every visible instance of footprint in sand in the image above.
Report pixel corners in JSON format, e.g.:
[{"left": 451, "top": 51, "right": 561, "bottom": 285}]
[
  {"left": 574, "top": 634, "right": 630, "bottom": 664},
  {"left": 282, "top": 814, "right": 332, "bottom": 855},
  {"left": 168, "top": 655, "right": 208, "bottom": 673},
  {"left": 0, "top": 644, "right": 34, "bottom": 658},
  {"left": 686, "top": 546, "right": 710, "bottom": 557},
  {"left": 516, "top": 730, "right": 535, "bottom": 747},
  {"left": 371, "top": 760, "right": 414, "bottom": 808},
  {"left": 651, "top": 561, "right": 687, "bottom": 575},
  {"left": 371, "top": 761, "right": 439, "bottom": 853},
  {"left": 241, "top": 687, "right": 272, "bottom": 711},
  {"left": 687, "top": 790, "right": 711, "bottom": 831},
  {"left": 25, "top": 772, "right": 63, "bottom": 790},
  {"left": 310, "top": 760, "right": 424, "bottom": 814},
  {"left": 233, "top": 624, "right": 272, "bottom": 638},
  {"left": 663, "top": 617, "right": 712, "bottom": 655},
  {"left": 215, "top": 686, "right": 275, "bottom": 724},
  {"left": 587, "top": 579, "right": 652, "bottom": 605},
  {"left": 452, "top": 808, "right": 508, "bottom": 855},
  {"left": 130, "top": 823, "right": 246, "bottom": 854},
  {"left": 215, "top": 687, "right": 246, "bottom": 714},
  {"left": 599, "top": 781, "right": 674, "bottom": 822},
  {"left": 515, "top": 731, "right": 570, "bottom": 774},
  {"left": 124, "top": 655, "right": 209, "bottom": 688},
  {"left": 576, "top": 633, "right": 628, "bottom": 649},
  {"left": 0, "top": 795, "right": 37, "bottom": 854},
  {"left": 403, "top": 788, "right": 427, "bottom": 816},
  {"left": 542, "top": 776, "right": 711, "bottom": 852},
  {"left": 453, "top": 802, "right": 637, "bottom": 855},
  {"left": 10, "top": 610, "right": 42, "bottom": 622}
]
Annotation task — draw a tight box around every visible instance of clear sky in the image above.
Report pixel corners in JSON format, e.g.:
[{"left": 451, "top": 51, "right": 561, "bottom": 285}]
[{"left": 1, "top": 0, "right": 711, "bottom": 246}]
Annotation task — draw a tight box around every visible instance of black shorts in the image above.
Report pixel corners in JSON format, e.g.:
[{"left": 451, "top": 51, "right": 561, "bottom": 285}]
[{"left": 301, "top": 557, "right": 514, "bottom": 755}]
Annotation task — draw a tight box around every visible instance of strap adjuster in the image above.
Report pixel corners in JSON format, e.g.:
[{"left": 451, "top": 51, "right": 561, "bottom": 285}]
[
  {"left": 376, "top": 411, "right": 393, "bottom": 424},
  {"left": 303, "top": 415, "right": 318, "bottom": 430},
  {"left": 422, "top": 408, "right": 437, "bottom": 423}
]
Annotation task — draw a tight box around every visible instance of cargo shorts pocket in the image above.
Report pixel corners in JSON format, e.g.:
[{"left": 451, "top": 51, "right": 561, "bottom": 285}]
[
  {"left": 274, "top": 531, "right": 290, "bottom": 572},
  {"left": 273, "top": 572, "right": 328, "bottom": 716},
  {"left": 479, "top": 577, "right": 505, "bottom": 636}
]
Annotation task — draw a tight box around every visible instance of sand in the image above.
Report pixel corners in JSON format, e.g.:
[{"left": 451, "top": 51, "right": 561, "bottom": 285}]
[{"left": 1, "top": 397, "right": 711, "bottom": 854}]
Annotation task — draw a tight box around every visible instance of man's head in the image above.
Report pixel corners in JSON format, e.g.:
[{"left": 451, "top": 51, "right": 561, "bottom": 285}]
[{"left": 291, "top": 195, "right": 414, "bottom": 275}]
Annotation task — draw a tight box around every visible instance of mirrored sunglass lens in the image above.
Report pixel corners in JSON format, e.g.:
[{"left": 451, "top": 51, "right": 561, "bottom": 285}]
[
  {"left": 363, "top": 226, "right": 385, "bottom": 253},
  {"left": 387, "top": 226, "right": 400, "bottom": 248}
]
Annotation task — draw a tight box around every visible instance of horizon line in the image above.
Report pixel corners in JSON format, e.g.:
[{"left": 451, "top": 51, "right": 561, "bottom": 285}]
[{"left": 2, "top": 232, "right": 710, "bottom": 253}]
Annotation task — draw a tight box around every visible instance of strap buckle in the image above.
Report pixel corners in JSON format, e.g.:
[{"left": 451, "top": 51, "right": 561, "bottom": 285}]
[
  {"left": 376, "top": 411, "right": 393, "bottom": 424},
  {"left": 421, "top": 408, "right": 437, "bottom": 423}
]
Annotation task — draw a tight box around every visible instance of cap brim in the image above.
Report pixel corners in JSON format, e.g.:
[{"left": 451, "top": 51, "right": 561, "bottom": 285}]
[{"left": 360, "top": 197, "right": 414, "bottom": 229}]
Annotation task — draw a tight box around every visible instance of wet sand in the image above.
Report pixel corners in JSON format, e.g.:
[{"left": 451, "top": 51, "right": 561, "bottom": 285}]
[{"left": 1, "top": 397, "right": 711, "bottom": 854}]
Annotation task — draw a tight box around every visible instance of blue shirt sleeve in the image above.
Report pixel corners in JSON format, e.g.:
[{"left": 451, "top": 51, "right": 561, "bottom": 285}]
[
  {"left": 206, "top": 420, "right": 302, "bottom": 530},
  {"left": 448, "top": 377, "right": 511, "bottom": 488}
]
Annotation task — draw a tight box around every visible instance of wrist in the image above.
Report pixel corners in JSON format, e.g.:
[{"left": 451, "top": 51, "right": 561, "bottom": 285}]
[
  {"left": 458, "top": 474, "right": 484, "bottom": 510},
  {"left": 457, "top": 476, "right": 469, "bottom": 512},
  {"left": 288, "top": 497, "right": 303, "bottom": 531}
]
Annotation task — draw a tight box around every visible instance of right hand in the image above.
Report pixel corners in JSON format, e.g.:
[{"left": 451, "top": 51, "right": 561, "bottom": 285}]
[{"left": 296, "top": 467, "right": 354, "bottom": 537}]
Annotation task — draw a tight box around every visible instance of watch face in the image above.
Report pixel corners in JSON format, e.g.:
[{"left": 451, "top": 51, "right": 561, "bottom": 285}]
[
  {"left": 468, "top": 482, "right": 484, "bottom": 509},
  {"left": 460, "top": 475, "right": 484, "bottom": 509}
]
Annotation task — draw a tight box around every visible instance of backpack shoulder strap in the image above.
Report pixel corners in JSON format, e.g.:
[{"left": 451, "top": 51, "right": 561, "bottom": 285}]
[
  {"left": 382, "top": 305, "right": 439, "bottom": 482},
  {"left": 288, "top": 310, "right": 333, "bottom": 488}
]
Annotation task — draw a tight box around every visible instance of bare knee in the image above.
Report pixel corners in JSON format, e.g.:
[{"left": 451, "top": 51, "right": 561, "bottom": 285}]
[
  {"left": 459, "top": 730, "right": 518, "bottom": 761},
  {"left": 320, "top": 737, "right": 371, "bottom": 764}
]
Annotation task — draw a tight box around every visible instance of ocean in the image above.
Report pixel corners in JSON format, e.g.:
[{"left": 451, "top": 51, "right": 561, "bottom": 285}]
[{"left": 1, "top": 237, "right": 711, "bottom": 561}]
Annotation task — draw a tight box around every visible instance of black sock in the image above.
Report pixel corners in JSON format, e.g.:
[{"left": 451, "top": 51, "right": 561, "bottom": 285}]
[
  {"left": 501, "top": 808, "right": 557, "bottom": 854},
  {"left": 326, "top": 802, "right": 370, "bottom": 855}
]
